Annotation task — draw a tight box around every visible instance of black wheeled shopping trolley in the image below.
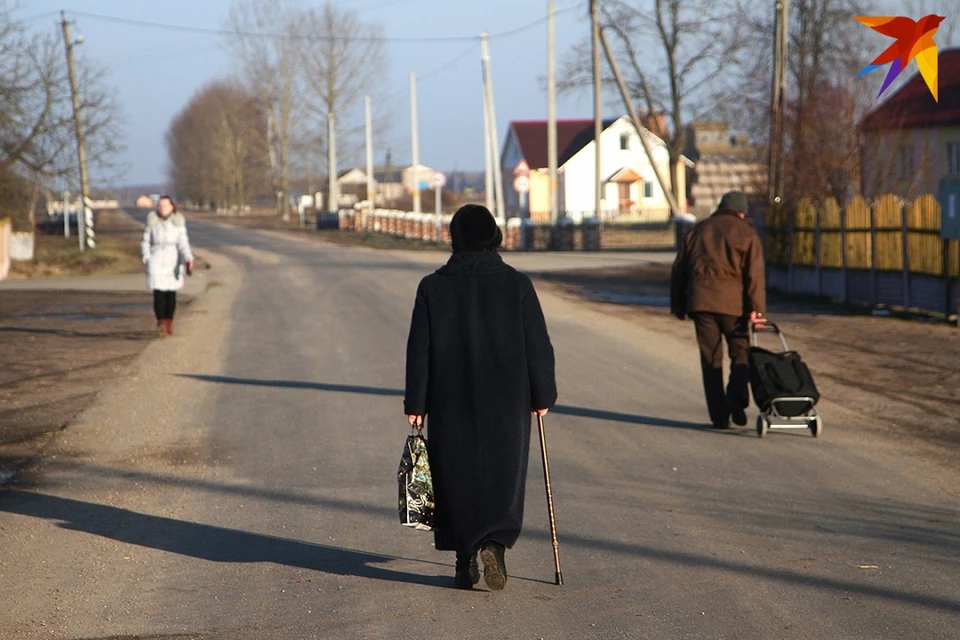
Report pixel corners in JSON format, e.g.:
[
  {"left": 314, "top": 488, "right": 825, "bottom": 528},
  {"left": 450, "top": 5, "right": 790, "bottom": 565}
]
[{"left": 749, "top": 321, "right": 822, "bottom": 438}]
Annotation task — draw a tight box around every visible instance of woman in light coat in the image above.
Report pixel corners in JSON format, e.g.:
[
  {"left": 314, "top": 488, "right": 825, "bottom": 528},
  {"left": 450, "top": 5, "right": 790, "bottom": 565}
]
[{"left": 141, "top": 195, "right": 194, "bottom": 336}]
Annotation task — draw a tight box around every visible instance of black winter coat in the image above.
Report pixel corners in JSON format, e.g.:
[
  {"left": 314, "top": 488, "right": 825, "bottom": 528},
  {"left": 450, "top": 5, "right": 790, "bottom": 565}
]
[{"left": 404, "top": 251, "right": 557, "bottom": 553}]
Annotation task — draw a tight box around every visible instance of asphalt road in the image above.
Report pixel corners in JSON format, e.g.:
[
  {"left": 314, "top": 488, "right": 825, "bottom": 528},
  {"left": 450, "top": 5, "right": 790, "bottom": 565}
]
[{"left": 1, "top": 218, "right": 958, "bottom": 639}]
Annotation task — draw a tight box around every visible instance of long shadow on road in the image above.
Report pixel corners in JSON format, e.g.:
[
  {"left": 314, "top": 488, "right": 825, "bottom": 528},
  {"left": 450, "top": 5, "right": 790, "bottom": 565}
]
[
  {"left": 177, "top": 375, "right": 711, "bottom": 432},
  {"left": 177, "top": 375, "right": 404, "bottom": 397},
  {"left": 0, "top": 489, "right": 450, "bottom": 589},
  {"left": 3, "top": 476, "right": 957, "bottom": 612}
]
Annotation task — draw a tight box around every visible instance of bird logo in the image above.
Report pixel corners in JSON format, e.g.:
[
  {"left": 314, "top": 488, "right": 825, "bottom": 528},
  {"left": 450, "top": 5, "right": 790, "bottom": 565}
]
[{"left": 854, "top": 15, "right": 945, "bottom": 102}]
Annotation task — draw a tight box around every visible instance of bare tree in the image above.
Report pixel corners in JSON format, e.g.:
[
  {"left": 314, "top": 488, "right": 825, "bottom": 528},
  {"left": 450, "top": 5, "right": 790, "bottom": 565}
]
[
  {"left": 166, "top": 79, "right": 269, "bottom": 210},
  {"left": 0, "top": 4, "right": 124, "bottom": 230},
  {"left": 559, "top": 0, "right": 744, "bottom": 206},
  {"left": 728, "top": 0, "right": 873, "bottom": 205},
  {"left": 298, "top": 3, "right": 388, "bottom": 184},
  {"left": 226, "top": 0, "right": 310, "bottom": 219}
]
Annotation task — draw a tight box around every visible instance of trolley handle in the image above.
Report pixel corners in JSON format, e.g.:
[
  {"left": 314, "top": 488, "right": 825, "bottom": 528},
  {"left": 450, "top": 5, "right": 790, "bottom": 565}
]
[{"left": 750, "top": 320, "right": 790, "bottom": 351}]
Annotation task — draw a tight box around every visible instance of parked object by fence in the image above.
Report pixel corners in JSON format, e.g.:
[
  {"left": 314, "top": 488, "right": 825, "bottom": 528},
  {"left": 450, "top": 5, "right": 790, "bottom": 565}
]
[
  {"left": 761, "top": 195, "right": 960, "bottom": 319},
  {"left": 0, "top": 218, "right": 11, "bottom": 280}
]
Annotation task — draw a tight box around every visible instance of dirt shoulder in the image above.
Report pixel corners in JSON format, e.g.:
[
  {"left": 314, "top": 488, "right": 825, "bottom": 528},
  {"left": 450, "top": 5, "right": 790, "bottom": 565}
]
[
  {"left": 0, "top": 290, "right": 199, "bottom": 481},
  {"left": 0, "top": 208, "right": 212, "bottom": 483},
  {"left": 535, "top": 262, "right": 960, "bottom": 458}
]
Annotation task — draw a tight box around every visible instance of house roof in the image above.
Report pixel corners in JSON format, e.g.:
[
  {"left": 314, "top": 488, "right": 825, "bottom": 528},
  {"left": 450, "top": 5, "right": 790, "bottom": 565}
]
[
  {"left": 861, "top": 48, "right": 960, "bottom": 132},
  {"left": 509, "top": 115, "right": 676, "bottom": 170},
  {"left": 508, "top": 119, "right": 614, "bottom": 169}
]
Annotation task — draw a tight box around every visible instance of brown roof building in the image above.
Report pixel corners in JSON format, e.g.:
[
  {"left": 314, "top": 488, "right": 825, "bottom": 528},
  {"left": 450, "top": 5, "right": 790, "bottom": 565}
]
[{"left": 861, "top": 48, "right": 960, "bottom": 199}]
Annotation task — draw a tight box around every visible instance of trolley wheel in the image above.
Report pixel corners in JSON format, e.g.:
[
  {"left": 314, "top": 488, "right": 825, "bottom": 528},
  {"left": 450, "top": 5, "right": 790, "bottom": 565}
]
[
  {"left": 810, "top": 414, "right": 823, "bottom": 438},
  {"left": 756, "top": 414, "right": 769, "bottom": 438}
]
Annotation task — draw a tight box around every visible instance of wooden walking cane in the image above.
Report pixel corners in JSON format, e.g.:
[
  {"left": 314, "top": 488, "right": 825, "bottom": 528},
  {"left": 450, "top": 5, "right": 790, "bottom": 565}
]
[{"left": 537, "top": 413, "right": 563, "bottom": 585}]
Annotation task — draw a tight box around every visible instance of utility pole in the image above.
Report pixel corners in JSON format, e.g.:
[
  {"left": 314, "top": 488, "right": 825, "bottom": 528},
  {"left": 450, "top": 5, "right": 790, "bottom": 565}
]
[
  {"left": 768, "top": 0, "right": 789, "bottom": 208},
  {"left": 61, "top": 12, "right": 93, "bottom": 251},
  {"left": 410, "top": 72, "right": 421, "bottom": 214},
  {"left": 328, "top": 112, "right": 338, "bottom": 214},
  {"left": 481, "top": 33, "right": 506, "bottom": 222},
  {"left": 483, "top": 59, "right": 494, "bottom": 213},
  {"left": 548, "top": 0, "right": 559, "bottom": 224},
  {"left": 591, "top": 0, "right": 603, "bottom": 220},
  {"left": 599, "top": 26, "right": 681, "bottom": 218},
  {"left": 365, "top": 95, "right": 374, "bottom": 217}
]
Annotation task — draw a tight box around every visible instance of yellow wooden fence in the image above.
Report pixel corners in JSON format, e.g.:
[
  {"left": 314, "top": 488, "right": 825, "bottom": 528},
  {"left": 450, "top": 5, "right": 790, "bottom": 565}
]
[{"left": 782, "top": 195, "right": 960, "bottom": 277}]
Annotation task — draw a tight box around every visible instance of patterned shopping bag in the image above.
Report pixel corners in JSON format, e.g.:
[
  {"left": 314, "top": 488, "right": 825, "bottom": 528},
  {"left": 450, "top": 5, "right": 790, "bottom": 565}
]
[{"left": 398, "top": 433, "right": 434, "bottom": 530}]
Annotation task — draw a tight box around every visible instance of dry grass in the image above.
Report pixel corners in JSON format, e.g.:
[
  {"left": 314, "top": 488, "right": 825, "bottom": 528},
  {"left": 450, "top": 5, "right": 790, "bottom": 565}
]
[{"left": 8, "top": 209, "right": 145, "bottom": 279}]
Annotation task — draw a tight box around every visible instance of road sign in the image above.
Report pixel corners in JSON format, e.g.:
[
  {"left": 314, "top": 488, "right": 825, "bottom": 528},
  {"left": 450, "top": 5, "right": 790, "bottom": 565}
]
[
  {"left": 513, "top": 174, "right": 530, "bottom": 194},
  {"left": 430, "top": 172, "right": 447, "bottom": 189},
  {"left": 940, "top": 179, "right": 960, "bottom": 240}
]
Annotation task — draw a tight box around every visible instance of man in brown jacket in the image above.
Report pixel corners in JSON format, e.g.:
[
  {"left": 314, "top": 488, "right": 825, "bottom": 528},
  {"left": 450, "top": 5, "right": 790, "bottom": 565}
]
[{"left": 670, "top": 191, "right": 766, "bottom": 429}]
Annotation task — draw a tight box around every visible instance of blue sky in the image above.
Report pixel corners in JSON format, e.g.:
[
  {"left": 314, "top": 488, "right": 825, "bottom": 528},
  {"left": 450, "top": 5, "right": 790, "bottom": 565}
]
[{"left": 23, "top": 0, "right": 592, "bottom": 186}]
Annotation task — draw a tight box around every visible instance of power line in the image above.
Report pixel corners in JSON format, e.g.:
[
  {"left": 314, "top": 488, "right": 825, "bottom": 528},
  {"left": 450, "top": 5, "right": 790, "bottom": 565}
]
[{"left": 64, "top": 3, "right": 584, "bottom": 44}]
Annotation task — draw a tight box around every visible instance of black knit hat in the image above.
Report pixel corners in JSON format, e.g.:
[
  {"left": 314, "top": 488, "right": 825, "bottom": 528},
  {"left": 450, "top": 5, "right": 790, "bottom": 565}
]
[
  {"left": 450, "top": 204, "right": 502, "bottom": 253},
  {"left": 717, "top": 190, "right": 749, "bottom": 215}
]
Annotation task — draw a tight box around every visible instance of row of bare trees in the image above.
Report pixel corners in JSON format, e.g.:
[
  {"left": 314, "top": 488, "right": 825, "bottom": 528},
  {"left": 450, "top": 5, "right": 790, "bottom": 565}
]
[
  {"left": 561, "top": 0, "right": 956, "bottom": 209},
  {"left": 0, "top": 3, "right": 123, "bottom": 230},
  {"left": 166, "top": 80, "right": 270, "bottom": 210},
  {"left": 165, "top": 0, "right": 387, "bottom": 216}
]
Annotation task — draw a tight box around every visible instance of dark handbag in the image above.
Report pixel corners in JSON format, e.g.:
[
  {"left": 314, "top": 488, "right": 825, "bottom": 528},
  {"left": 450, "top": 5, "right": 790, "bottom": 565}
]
[{"left": 398, "top": 432, "right": 434, "bottom": 531}]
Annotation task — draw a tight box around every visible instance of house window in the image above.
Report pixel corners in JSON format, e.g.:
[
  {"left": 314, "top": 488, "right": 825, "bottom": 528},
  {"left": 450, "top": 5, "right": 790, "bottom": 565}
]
[
  {"left": 897, "top": 145, "right": 915, "bottom": 178},
  {"left": 947, "top": 142, "right": 960, "bottom": 176},
  {"left": 620, "top": 133, "right": 629, "bottom": 150},
  {"left": 644, "top": 181, "right": 654, "bottom": 198}
]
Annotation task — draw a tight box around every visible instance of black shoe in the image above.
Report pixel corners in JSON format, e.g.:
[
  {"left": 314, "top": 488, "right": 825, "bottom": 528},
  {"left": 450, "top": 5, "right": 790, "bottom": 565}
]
[
  {"left": 712, "top": 421, "right": 732, "bottom": 429},
  {"left": 454, "top": 551, "right": 480, "bottom": 590},
  {"left": 728, "top": 400, "right": 747, "bottom": 426},
  {"left": 479, "top": 541, "right": 507, "bottom": 591}
]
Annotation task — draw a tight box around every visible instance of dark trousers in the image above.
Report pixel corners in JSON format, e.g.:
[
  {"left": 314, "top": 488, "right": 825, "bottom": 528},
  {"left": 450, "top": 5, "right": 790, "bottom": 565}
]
[
  {"left": 153, "top": 290, "right": 177, "bottom": 321},
  {"left": 691, "top": 312, "right": 750, "bottom": 427}
]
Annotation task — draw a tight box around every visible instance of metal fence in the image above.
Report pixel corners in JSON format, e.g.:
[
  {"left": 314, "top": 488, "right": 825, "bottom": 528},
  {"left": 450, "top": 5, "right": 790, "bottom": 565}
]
[{"left": 760, "top": 194, "right": 960, "bottom": 317}]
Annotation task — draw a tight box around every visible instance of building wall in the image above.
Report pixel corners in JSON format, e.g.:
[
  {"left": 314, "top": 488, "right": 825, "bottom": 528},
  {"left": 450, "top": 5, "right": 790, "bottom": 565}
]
[
  {"left": 561, "top": 117, "right": 672, "bottom": 216},
  {"left": 402, "top": 164, "right": 436, "bottom": 193},
  {"left": 529, "top": 170, "right": 550, "bottom": 217},
  {"left": 862, "top": 127, "right": 960, "bottom": 200}
]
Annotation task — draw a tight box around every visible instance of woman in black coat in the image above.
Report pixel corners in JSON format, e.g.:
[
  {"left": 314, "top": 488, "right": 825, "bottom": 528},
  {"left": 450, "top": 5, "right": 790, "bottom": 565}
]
[{"left": 404, "top": 204, "right": 557, "bottom": 591}]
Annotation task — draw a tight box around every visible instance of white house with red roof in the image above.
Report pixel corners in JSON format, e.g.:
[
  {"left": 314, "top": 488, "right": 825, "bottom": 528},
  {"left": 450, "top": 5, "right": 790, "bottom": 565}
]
[
  {"left": 861, "top": 48, "right": 960, "bottom": 199},
  {"left": 500, "top": 115, "right": 690, "bottom": 222}
]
